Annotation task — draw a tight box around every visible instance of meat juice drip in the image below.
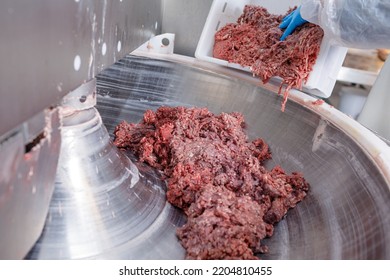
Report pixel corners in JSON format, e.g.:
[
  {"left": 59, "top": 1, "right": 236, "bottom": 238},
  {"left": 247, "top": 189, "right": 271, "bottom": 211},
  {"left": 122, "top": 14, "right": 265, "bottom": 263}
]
[
  {"left": 114, "top": 106, "right": 310, "bottom": 260},
  {"left": 213, "top": 5, "right": 324, "bottom": 111}
]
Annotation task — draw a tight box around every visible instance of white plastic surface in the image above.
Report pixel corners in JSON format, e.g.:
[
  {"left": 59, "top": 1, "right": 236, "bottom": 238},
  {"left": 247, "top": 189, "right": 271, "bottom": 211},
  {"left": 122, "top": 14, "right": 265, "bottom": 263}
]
[{"left": 195, "top": 0, "right": 348, "bottom": 98}]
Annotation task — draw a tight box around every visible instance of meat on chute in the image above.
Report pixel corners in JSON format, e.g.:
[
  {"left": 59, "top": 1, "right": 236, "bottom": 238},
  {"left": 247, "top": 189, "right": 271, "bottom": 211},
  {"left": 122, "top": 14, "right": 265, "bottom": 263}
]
[{"left": 213, "top": 5, "right": 324, "bottom": 111}]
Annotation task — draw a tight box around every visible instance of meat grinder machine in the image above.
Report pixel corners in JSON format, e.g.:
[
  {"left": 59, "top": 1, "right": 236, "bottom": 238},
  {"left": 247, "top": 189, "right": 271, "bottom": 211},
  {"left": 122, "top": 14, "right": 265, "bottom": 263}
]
[{"left": 1, "top": 0, "right": 389, "bottom": 260}]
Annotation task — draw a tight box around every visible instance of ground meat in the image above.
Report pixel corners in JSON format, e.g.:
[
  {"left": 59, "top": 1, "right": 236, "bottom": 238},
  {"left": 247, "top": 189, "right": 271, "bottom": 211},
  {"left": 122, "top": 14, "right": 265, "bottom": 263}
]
[
  {"left": 213, "top": 5, "right": 324, "bottom": 111},
  {"left": 114, "top": 106, "right": 310, "bottom": 259},
  {"left": 178, "top": 185, "right": 268, "bottom": 260},
  {"left": 312, "top": 99, "right": 325, "bottom": 106}
]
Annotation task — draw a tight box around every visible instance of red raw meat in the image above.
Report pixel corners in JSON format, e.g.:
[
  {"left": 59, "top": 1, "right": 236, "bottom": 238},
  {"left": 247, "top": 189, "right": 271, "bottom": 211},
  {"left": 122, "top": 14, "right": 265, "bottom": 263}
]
[
  {"left": 213, "top": 5, "right": 324, "bottom": 111},
  {"left": 114, "top": 106, "right": 310, "bottom": 259}
]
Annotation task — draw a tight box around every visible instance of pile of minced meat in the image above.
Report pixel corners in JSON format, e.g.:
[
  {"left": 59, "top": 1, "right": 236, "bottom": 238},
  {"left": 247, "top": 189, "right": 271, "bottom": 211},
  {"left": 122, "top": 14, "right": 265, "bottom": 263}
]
[
  {"left": 213, "top": 5, "right": 324, "bottom": 111},
  {"left": 114, "top": 106, "right": 310, "bottom": 259}
]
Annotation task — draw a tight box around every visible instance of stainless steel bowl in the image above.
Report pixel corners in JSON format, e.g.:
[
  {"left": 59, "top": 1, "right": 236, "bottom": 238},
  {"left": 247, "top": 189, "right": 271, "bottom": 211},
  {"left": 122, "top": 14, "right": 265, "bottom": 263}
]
[
  {"left": 96, "top": 55, "right": 390, "bottom": 259},
  {"left": 29, "top": 54, "right": 390, "bottom": 259}
]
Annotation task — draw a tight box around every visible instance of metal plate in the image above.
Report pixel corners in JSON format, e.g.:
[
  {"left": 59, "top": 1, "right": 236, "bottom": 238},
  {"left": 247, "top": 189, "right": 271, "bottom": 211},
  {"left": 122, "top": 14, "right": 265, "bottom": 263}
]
[
  {"left": 0, "top": 108, "right": 61, "bottom": 259},
  {"left": 0, "top": 0, "right": 162, "bottom": 137}
]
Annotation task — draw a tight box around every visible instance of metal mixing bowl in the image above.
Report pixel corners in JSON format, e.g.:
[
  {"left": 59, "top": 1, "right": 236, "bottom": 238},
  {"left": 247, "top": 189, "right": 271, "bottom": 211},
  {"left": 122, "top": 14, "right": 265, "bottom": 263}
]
[
  {"left": 96, "top": 54, "right": 390, "bottom": 259},
  {"left": 28, "top": 54, "right": 390, "bottom": 259}
]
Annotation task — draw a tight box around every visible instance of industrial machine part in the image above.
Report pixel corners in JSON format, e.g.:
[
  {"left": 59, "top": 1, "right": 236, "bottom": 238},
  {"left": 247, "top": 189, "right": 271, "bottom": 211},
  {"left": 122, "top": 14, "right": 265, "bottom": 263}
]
[
  {"left": 0, "top": 0, "right": 162, "bottom": 259},
  {"left": 26, "top": 80, "right": 185, "bottom": 259},
  {"left": 1, "top": 0, "right": 390, "bottom": 260},
  {"left": 358, "top": 57, "right": 390, "bottom": 140},
  {"left": 0, "top": 0, "right": 162, "bottom": 137},
  {"left": 0, "top": 108, "right": 61, "bottom": 259},
  {"left": 92, "top": 54, "right": 389, "bottom": 259}
]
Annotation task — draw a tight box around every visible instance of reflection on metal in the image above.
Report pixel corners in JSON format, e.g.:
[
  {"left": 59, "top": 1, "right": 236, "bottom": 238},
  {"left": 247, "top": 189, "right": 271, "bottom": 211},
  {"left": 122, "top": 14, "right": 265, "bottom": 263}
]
[
  {"left": 95, "top": 55, "right": 390, "bottom": 259},
  {"left": 27, "top": 104, "right": 185, "bottom": 259},
  {"left": 0, "top": 0, "right": 162, "bottom": 137},
  {"left": 0, "top": 108, "right": 61, "bottom": 259}
]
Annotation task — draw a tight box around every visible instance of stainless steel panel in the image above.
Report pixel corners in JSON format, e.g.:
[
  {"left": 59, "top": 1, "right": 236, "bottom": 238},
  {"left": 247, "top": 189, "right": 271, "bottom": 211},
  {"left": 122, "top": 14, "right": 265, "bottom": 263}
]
[
  {"left": 93, "top": 55, "right": 389, "bottom": 259},
  {"left": 162, "top": 0, "right": 212, "bottom": 57},
  {"left": 0, "top": 108, "right": 61, "bottom": 259},
  {"left": 0, "top": 0, "right": 162, "bottom": 137}
]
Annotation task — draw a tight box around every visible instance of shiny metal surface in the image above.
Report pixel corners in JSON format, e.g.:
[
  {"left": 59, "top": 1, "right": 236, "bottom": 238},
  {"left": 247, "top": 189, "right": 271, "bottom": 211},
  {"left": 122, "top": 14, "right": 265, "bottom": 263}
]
[
  {"left": 1, "top": 0, "right": 163, "bottom": 260},
  {"left": 27, "top": 106, "right": 185, "bottom": 259},
  {"left": 0, "top": 0, "right": 162, "bottom": 137},
  {"left": 94, "top": 55, "right": 390, "bottom": 259},
  {"left": 162, "top": 0, "right": 212, "bottom": 57},
  {"left": 0, "top": 108, "right": 61, "bottom": 259}
]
